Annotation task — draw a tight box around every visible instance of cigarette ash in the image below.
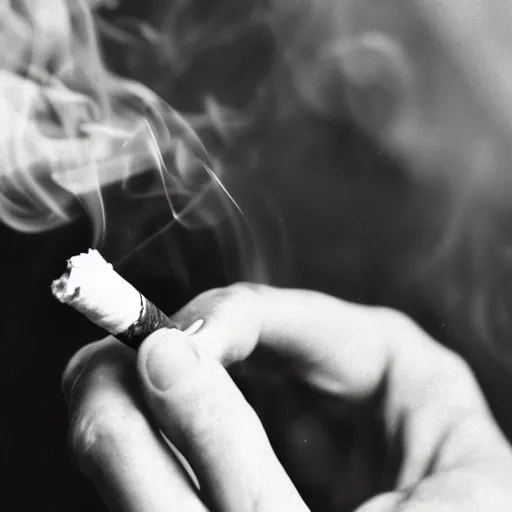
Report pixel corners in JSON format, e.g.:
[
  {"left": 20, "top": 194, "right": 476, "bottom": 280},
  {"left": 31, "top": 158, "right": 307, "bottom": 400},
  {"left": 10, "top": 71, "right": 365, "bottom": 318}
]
[
  {"left": 51, "top": 249, "right": 143, "bottom": 335},
  {"left": 51, "top": 276, "right": 81, "bottom": 303}
]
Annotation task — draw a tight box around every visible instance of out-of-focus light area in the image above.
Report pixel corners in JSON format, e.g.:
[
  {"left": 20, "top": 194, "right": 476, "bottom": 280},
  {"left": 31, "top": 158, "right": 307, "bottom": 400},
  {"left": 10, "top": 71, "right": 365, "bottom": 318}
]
[{"left": 3, "top": 1, "right": 512, "bottom": 511}]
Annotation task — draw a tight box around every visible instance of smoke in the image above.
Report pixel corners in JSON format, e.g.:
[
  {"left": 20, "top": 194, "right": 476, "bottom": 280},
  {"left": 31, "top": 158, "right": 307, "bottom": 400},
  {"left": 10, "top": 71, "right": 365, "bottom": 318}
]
[
  {"left": 0, "top": 0, "right": 246, "bottom": 270},
  {"left": 2, "top": 0, "right": 512, "bottom": 357}
]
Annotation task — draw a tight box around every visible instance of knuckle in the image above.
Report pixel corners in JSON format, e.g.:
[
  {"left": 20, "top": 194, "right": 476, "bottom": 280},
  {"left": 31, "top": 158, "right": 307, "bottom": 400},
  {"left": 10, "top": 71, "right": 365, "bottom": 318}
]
[
  {"left": 376, "top": 306, "right": 477, "bottom": 389},
  {"left": 68, "top": 402, "right": 146, "bottom": 473},
  {"left": 436, "top": 350, "right": 480, "bottom": 400},
  {"left": 421, "top": 347, "right": 485, "bottom": 415},
  {"left": 66, "top": 362, "right": 119, "bottom": 410},
  {"left": 374, "top": 306, "right": 424, "bottom": 352},
  {"left": 196, "top": 282, "right": 258, "bottom": 301},
  {"left": 68, "top": 411, "right": 100, "bottom": 471},
  {"left": 375, "top": 306, "right": 484, "bottom": 411},
  {"left": 440, "top": 350, "right": 473, "bottom": 383},
  {"left": 377, "top": 306, "right": 419, "bottom": 337},
  {"left": 221, "top": 282, "right": 262, "bottom": 305}
]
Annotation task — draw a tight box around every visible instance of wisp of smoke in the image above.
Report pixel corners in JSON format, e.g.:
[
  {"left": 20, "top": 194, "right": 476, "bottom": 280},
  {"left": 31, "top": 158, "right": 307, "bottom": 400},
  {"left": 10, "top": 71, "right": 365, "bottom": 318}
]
[
  {"left": 0, "top": 0, "right": 249, "bottom": 271},
  {"left": 2, "top": 0, "right": 512, "bottom": 362}
]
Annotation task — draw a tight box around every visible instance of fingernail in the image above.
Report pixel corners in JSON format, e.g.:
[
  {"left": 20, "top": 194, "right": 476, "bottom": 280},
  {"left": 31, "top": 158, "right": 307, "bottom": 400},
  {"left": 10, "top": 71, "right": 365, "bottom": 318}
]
[
  {"left": 183, "top": 319, "right": 204, "bottom": 336},
  {"left": 145, "top": 328, "right": 199, "bottom": 391}
]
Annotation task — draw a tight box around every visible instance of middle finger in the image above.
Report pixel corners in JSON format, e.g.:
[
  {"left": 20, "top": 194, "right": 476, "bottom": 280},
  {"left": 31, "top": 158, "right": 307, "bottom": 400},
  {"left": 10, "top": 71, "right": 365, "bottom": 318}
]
[{"left": 63, "top": 337, "right": 208, "bottom": 512}]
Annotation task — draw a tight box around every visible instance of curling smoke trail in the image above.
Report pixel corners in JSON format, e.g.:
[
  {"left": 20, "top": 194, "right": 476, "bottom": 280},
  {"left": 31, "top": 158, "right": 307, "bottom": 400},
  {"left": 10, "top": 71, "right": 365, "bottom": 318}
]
[
  {"left": 3, "top": 0, "right": 512, "bottom": 357},
  {"left": 0, "top": 0, "right": 243, "bottom": 256}
]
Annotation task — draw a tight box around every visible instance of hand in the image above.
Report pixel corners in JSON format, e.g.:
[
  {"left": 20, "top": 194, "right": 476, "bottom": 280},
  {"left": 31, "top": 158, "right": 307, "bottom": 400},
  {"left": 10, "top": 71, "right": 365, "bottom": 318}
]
[{"left": 62, "top": 284, "right": 512, "bottom": 511}]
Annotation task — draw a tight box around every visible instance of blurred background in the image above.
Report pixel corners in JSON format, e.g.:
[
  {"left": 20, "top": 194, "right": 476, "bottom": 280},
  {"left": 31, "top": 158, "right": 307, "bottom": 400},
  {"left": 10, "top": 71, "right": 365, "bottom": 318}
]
[{"left": 3, "top": 1, "right": 512, "bottom": 510}]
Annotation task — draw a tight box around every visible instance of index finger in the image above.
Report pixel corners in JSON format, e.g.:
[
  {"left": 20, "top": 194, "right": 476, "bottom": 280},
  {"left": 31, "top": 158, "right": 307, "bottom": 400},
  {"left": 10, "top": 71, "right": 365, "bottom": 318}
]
[
  {"left": 170, "top": 283, "right": 401, "bottom": 397},
  {"left": 172, "top": 284, "right": 493, "bottom": 410},
  {"left": 172, "top": 284, "right": 512, "bottom": 474}
]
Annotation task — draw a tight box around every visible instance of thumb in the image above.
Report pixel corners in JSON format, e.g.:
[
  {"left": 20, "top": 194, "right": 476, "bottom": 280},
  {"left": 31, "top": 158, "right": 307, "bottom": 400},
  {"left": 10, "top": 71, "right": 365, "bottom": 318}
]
[{"left": 137, "top": 328, "right": 309, "bottom": 512}]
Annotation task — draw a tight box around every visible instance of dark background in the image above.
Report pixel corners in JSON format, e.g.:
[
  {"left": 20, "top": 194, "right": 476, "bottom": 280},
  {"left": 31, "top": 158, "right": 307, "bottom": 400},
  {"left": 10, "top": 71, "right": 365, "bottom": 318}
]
[{"left": 3, "top": 1, "right": 512, "bottom": 511}]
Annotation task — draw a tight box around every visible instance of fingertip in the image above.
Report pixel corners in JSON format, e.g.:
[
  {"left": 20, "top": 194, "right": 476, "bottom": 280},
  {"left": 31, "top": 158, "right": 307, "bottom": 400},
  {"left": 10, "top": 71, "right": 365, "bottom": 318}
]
[
  {"left": 138, "top": 328, "right": 200, "bottom": 393},
  {"left": 168, "top": 284, "right": 264, "bottom": 366}
]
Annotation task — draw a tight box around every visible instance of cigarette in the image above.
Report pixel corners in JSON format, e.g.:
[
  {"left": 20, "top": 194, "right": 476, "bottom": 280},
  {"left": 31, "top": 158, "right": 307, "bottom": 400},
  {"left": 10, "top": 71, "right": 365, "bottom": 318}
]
[{"left": 51, "top": 249, "right": 178, "bottom": 349}]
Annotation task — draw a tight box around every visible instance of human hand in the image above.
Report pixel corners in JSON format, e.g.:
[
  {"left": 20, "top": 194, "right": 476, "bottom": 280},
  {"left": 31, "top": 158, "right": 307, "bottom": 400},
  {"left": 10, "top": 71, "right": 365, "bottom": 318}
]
[{"left": 62, "top": 284, "right": 512, "bottom": 511}]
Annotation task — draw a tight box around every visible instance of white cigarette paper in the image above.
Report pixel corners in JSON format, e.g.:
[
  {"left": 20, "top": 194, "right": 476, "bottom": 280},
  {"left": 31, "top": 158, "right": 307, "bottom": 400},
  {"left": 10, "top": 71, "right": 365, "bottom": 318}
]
[{"left": 51, "top": 249, "right": 143, "bottom": 335}]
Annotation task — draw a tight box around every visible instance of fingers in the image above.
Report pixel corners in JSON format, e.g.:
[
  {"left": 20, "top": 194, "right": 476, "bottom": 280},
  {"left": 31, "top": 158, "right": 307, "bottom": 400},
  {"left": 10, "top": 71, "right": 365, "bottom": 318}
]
[
  {"left": 169, "top": 283, "right": 392, "bottom": 397},
  {"left": 62, "top": 337, "right": 208, "bottom": 512},
  {"left": 167, "top": 284, "right": 479, "bottom": 404},
  {"left": 137, "top": 328, "right": 310, "bottom": 512},
  {"left": 166, "top": 285, "right": 512, "bottom": 492}
]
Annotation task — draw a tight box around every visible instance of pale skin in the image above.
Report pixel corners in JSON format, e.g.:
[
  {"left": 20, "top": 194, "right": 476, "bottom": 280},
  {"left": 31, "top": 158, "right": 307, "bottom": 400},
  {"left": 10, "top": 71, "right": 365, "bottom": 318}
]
[{"left": 62, "top": 284, "right": 512, "bottom": 511}]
